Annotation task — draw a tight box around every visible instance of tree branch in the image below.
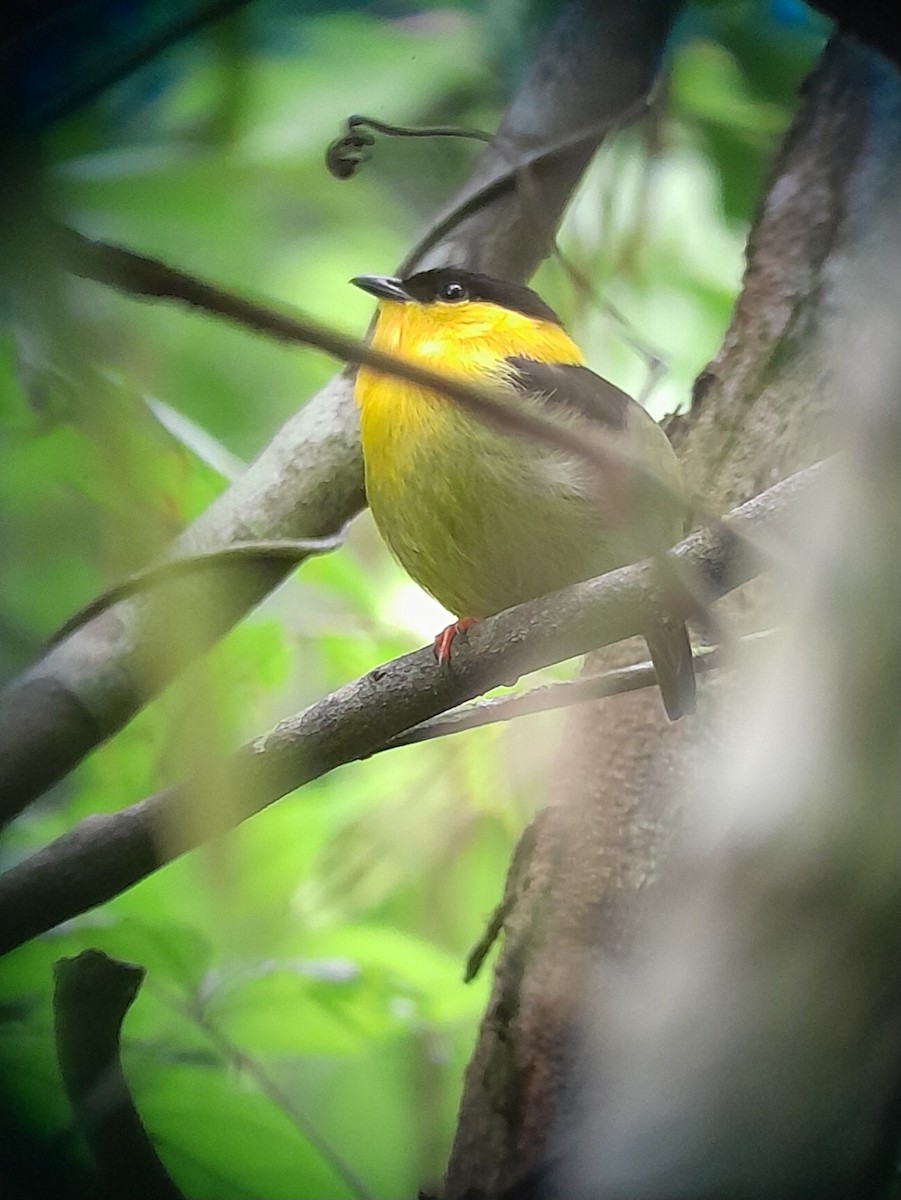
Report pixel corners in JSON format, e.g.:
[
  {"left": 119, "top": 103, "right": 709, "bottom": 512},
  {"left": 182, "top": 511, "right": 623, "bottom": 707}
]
[
  {"left": 385, "top": 630, "right": 776, "bottom": 752},
  {"left": 0, "top": 463, "right": 821, "bottom": 957},
  {"left": 53, "top": 950, "right": 185, "bottom": 1200},
  {"left": 0, "top": 0, "right": 683, "bottom": 819},
  {"left": 46, "top": 536, "right": 346, "bottom": 649}
]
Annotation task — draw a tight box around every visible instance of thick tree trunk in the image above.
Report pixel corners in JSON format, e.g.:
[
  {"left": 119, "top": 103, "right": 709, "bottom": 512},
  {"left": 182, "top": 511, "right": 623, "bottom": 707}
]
[{"left": 443, "top": 35, "right": 901, "bottom": 1200}]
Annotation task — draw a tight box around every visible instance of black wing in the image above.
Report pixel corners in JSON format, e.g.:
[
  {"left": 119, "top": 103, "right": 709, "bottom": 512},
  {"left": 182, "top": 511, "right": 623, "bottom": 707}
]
[{"left": 505, "top": 357, "right": 631, "bottom": 430}]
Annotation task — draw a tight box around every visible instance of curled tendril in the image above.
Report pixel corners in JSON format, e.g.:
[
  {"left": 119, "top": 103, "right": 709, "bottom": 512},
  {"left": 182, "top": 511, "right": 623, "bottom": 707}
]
[
  {"left": 325, "top": 125, "right": 376, "bottom": 179},
  {"left": 325, "top": 113, "right": 491, "bottom": 180}
]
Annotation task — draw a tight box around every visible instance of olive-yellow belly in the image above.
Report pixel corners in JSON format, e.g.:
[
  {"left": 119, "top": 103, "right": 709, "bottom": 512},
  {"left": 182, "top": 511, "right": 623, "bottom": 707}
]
[{"left": 359, "top": 378, "right": 674, "bottom": 620}]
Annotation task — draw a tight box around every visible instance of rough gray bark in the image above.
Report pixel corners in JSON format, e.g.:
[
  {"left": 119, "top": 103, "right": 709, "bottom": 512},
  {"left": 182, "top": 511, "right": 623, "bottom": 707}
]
[
  {"left": 0, "top": 0, "right": 683, "bottom": 822},
  {"left": 443, "top": 35, "right": 900, "bottom": 1199},
  {"left": 564, "top": 60, "right": 901, "bottom": 1199}
]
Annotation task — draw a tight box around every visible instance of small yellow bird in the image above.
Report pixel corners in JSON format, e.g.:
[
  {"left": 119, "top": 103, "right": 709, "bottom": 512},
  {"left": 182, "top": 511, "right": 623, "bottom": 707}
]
[{"left": 352, "top": 269, "right": 695, "bottom": 719}]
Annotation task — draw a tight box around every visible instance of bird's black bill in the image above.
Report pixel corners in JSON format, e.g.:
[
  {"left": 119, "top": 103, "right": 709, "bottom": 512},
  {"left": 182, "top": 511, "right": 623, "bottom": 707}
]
[{"left": 351, "top": 274, "right": 410, "bottom": 303}]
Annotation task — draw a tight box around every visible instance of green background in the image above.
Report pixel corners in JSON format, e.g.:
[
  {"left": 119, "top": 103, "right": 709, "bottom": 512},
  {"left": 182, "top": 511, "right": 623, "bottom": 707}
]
[{"left": 0, "top": 3, "right": 824, "bottom": 1195}]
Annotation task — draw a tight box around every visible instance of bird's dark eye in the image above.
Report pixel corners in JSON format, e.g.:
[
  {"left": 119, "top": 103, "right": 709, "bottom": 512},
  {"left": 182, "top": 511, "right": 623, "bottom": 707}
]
[{"left": 440, "top": 280, "right": 468, "bottom": 302}]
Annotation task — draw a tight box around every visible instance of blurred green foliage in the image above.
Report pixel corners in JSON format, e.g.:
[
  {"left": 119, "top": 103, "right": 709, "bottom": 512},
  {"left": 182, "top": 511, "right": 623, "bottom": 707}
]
[{"left": 0, "top": 2, "right": 824, "bottom": 1196}]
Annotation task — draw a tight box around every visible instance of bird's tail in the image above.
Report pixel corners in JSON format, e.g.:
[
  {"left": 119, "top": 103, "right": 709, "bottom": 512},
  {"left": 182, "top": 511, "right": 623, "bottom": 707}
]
[{"left": 645, "top": 619, "right": 697, "bottom": 721}]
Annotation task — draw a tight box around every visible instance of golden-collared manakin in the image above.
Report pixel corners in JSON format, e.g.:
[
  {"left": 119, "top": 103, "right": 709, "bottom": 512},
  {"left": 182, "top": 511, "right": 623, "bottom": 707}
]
[{"left": 352, "top": 268, "right": 695, "bottom": 720}]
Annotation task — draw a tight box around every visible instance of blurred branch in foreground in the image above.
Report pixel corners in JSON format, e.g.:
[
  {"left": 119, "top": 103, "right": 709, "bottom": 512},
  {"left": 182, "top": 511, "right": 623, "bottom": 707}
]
[
  {"left": 55, "top": 225, "right": 678, "bottom": 497},
  {"left": 0, "top": 461, "right": 820, "bottom": 956}
]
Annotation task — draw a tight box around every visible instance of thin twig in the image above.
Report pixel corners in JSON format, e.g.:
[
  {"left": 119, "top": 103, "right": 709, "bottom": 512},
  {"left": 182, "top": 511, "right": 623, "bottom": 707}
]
[
  {"left": 325, "top": 113, "right": 490, "bottom": 179},
  {"left": 178, "top": 996, "right": 373, "bottom": 1200},
  {"left": 383, "top": 629, "right": 778, "bottom": 751},
  {"left": 45, "top": 534, "right": 346, "bottom": 649},
  {"left": 0, "top": 462, "right": 825, "bottom": 958},
  {"left": 552, "top": 243, "right": 670, "bottom": 397},
  {"left": 395, "top": 97, "right": 652, "bottom": 277},
  {"left": 349, "top": 114, "right": 493, "bottom": 141}
]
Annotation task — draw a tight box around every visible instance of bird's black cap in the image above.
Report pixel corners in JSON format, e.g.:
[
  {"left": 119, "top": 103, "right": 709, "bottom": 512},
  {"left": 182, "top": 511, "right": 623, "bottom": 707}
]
[{"left": 351, "top": 268, "right": 563, "bottom": 325}]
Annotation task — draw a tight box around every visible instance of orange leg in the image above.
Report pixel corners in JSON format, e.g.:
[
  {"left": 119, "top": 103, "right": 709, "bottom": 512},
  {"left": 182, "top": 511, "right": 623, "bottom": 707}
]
[{"left": 433, "top": 617, "right": 477, "bottom": 666}]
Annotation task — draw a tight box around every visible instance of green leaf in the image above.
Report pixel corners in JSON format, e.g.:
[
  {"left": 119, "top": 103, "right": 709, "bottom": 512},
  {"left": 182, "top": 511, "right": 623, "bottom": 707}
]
[
  {"left": 296, "top": 925, "right": 487, "bottom": 1026},
  {"left": 76, "top": 917, "right": 215, "bottom": 993},
  {"left": 135, "top": 1064, "right": 360, "bottom": 1200},
  {"left": 201, "top": 964, "right": 372, "bottom": 1056}
]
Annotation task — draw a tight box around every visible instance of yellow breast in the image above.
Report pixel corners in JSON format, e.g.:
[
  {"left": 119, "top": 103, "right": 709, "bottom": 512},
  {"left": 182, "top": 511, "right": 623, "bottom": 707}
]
[
  {"left": 353, "top": 297, "right": 597, "bottom": 617},
  {"left": 355, "top": 297, "right": 584, "bottom": 478}
]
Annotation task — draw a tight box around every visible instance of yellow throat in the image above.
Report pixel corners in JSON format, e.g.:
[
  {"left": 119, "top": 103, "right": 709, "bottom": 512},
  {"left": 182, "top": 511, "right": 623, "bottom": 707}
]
[
  {"left": 355, "top": 296, "right": 584, "bottom": 469},
  {"left": 352, "top": 281, "right": 596, "bottom": 618}
]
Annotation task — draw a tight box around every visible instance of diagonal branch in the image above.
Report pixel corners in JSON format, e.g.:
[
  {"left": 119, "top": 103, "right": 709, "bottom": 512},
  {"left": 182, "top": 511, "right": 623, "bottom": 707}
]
[
  {"left": 0, "top": 462, "right": 822, "bottom": 957},
  {"left": 385, "top": 629, "right": 777, "bottom": 752},
  {"left": 0, "top": 0, "right": 684, "bottom": 821},
  {"left": 56, "top": 224, "right": 667, "bottom": 482},
  {"left": 45, "top": 536, "right": 346, "bottom": 649}
]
